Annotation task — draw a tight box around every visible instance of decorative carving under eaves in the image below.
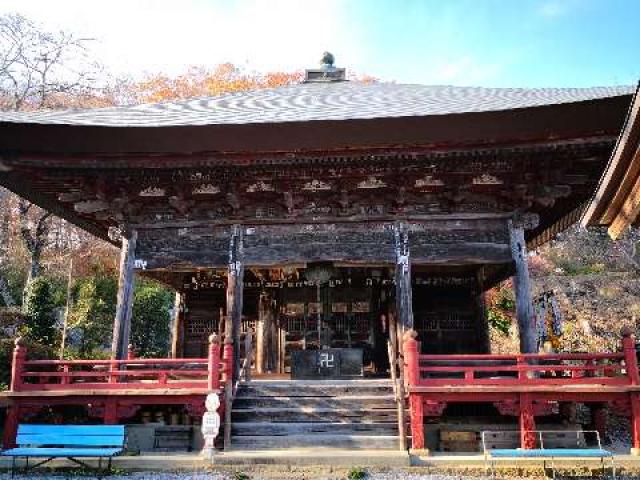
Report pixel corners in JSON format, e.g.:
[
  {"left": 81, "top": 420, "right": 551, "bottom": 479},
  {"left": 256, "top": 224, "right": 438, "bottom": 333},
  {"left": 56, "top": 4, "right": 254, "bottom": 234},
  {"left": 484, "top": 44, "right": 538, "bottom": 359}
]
[
  {"left": 472, "top": 174, "right": 503, "bottom": 185},
  {"left": 247, "top": 181, "right": 275, "bottom": 193},
  {"left": 357, "top": 176, "right": 387, "bottom": 189},
  {"left": 193, "top": 184, "right": 220, "bottom": 195},
  {"left": 302, "top": 179, "right": 332, "bottom": 191},
  {"left": 139, "top": 186, "right": 166, "bottom": 197},
  {"left": 415, "top": 175, "right": 444, "bottom": 188}
]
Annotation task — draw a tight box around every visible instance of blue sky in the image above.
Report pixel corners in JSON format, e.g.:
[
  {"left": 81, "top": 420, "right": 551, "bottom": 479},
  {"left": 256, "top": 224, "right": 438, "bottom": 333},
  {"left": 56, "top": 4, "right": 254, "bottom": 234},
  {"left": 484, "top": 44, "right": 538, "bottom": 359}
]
[{"left": 1, "top": 0, "right": 638, "bottom": 87}]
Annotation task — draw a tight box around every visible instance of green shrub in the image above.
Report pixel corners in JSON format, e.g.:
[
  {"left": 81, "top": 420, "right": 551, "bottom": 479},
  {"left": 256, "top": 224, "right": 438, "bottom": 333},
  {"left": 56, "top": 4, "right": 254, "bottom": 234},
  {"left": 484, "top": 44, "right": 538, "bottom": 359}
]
[{"left": 347, "top": 467, "right": 367, "bottom": 480}]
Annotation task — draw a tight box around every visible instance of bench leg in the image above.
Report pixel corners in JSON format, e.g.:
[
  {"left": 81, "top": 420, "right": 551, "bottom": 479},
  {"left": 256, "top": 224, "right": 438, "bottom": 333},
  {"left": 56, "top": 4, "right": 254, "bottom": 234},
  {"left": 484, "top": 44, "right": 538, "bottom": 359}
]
[
  {"left": 611, "top": 457, "right": 616, "bottom": 480},
  {"left": 11, "top": 456, "right": 15, "bottom": 478}
]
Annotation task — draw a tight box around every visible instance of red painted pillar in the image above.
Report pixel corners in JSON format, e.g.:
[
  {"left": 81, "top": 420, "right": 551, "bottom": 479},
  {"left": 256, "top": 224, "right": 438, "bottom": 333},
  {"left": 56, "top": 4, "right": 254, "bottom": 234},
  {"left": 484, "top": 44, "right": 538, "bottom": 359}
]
[
  {"left": 208, "top": 333, "right": 221, "bottom": 390},
  {"left": 127, "top": 344, "right": 135, "bottom": 360},
  {"left": 403, "top": 329, "right": 419, "bottom": 386},
  {"left": 519, "top": 394, "right": 537, "bottom": 449},
  {"left": 631, "top": 394, "right": 640, "bottom": 456},
  {"left": 2, "top": 405, "right": 20, "bottom": 448},
  {"left": 10, "top": 337, "right": 26, "bottom": 392},
  {"left": 403, "top": 329, "right": 424, "bottom": 450},
  {"left": 104, "top": 401, "right": 118, "bottom": 425},
  {"left": 622, "top": 328, "right": 639, "bottom": 385},
  {"left": 222, "top": 340, "right": 233, "bottom": 384}
]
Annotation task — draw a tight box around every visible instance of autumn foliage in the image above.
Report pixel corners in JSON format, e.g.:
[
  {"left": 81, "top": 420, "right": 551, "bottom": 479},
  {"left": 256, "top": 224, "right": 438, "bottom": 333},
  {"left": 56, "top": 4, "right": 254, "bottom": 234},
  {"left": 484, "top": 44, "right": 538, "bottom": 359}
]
[{"left": 125, "top": 64, "right": 304, "bottom": 104}]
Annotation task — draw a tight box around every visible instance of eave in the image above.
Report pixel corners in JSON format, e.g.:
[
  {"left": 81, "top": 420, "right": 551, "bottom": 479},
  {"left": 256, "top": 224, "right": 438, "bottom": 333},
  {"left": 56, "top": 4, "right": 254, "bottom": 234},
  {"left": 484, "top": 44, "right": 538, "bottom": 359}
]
[{"left": 582, "top": 83, "right": 640, "bottom": 239}]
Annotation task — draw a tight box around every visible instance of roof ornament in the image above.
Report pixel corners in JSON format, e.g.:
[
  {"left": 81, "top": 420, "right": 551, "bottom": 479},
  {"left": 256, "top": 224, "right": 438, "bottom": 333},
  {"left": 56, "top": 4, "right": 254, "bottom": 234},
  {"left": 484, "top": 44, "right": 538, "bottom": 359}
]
[
  {"left": 320, "top": 51, "right": 335, "bottom": 69},
  {"left": 304, "top": 52, "right": 346, "bottom": 83}
]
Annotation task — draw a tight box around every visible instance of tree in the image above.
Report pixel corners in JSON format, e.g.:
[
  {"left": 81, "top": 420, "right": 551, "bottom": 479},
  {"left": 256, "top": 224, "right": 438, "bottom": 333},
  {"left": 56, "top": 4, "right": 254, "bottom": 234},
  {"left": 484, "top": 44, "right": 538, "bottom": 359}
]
[
  {"left": 131, "top": 281, "right": 173, "bottom": 358},
  {"left": 21, "top": 276, "right": 58, "bottom": 345},
  {"left": 69, "top": 267, "right": 117, "bottom": 357},
  {"left": 0, "top": 13, "right": 104, "bottom": 111},
  {"left": 18, "top": 198, "right": 52, "bottom": 291},
  {"left": 126, "top": 63, "right": 304, "bottom": 104},
  {"left": 0, "top": 13, "right": 109, "bottom": 300}
]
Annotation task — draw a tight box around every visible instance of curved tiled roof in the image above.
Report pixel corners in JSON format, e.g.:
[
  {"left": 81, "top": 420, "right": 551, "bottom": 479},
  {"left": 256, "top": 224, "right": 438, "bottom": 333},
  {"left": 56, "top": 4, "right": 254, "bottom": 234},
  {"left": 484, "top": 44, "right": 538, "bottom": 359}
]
[{"left": 0, "top": 83, "right": 634, "bottom": 127}]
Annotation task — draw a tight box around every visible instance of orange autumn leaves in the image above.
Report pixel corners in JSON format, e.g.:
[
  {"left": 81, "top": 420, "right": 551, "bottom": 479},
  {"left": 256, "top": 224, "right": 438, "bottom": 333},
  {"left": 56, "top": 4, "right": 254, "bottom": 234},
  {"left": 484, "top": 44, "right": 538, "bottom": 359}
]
[{"left": 126, "top": 64, "right": 304, "bottom": 104}]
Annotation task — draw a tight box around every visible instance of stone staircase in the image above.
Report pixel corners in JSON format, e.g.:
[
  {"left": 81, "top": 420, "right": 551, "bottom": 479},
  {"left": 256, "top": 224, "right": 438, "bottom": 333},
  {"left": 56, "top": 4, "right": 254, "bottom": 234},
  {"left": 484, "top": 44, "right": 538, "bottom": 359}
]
[{"left": 229, "top": 379, "right": 401, "bottom": 449}]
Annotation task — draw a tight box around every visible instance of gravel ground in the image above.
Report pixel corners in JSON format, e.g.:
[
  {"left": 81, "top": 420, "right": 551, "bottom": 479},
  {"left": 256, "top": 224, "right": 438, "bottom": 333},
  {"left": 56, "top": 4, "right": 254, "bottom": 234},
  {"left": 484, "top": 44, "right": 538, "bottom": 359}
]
[{"left": 0, "top": 473, "right": 631, "bottom": 480}]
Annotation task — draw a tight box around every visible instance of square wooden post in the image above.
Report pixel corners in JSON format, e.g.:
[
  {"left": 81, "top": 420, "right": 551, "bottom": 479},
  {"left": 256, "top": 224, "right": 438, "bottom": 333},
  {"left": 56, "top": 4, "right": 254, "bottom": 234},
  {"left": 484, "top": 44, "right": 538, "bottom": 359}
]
[
  {"left": 2, "top": 405, "right": 21, "bottom": 448},
  {"left": 519, "top": 393, "right": 537, "bottom": 449},
  {"left": 404, "top": 329, "right": 425, "bottom": 452},
  {"left": 631, "top": 394, "right": 640, "bottom": 455},
  {"left": 208, "top": 334, "right": 221, "bottom": 390},
  {"left": 394, "top": 222, "right": 414, "bottom": 330},
  {"left": 170, "top": 291, "right": 184, "bottom": 358},
  {"left": 111, "top": 228, "right": 137, "bottom": 360},
  {"left": 226, "top": 225, "right": 244, "bottom": 382},
  {"left": 509, "top": 217, "right": 538, "bottom": 353}
]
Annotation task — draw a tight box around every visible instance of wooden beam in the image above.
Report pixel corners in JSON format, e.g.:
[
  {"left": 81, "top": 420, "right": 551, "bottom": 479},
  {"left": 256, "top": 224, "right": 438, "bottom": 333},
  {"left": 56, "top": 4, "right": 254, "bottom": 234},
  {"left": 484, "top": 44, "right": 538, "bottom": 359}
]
[
  {"left": 111, "top": 229, "right": 137, "bottom": 360},
  {"left": 509, "top": 221, "right": 537, "bottom": 353},
  {"left": 394, "top": 222, "right": 414, "bottom": 330},
  {"left": 226, "top": 224, "right": 244, "bottom": 382}
]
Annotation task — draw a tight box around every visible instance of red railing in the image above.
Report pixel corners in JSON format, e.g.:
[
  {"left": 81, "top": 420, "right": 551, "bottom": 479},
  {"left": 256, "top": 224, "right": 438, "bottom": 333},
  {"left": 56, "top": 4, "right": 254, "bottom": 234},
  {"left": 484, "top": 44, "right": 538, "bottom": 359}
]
[
  {"left": 9, "top": 334, "right": 227, "bottom": 392},
  {"left": 404, "top": 329, "right": 639, "bottom": 388},
  {"left": 416, "top": 352, "right": 627, "bottom": 386}
]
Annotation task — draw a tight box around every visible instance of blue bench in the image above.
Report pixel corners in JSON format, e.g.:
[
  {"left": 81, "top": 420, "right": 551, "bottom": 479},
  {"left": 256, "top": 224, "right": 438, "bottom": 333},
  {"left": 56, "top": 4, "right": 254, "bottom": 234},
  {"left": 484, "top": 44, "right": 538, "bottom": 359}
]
[
  {"left": 482, "top": 430, "right": 615, "bottom": 479},
  {"left": 0, "top": 424, "right": 125, "bottom": 477}
]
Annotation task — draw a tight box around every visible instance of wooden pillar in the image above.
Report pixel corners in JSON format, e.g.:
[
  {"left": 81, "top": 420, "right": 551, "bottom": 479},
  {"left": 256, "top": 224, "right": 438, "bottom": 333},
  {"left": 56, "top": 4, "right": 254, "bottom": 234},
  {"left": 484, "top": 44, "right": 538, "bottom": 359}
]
[
  {"left": 476, "top": 267, "right": 491, "bottom": 353},
  {"left": 631, "top": 394, "right": 640, "bottom": 455},
  {"left": 519, "top": 393, "right": 537, "bottom": 449},
  {"left": 269, "top": 297, "right": 279, "bottom": 372},
  {"left": 2, "top": 406, "right": 20, "bottom": 448},
  {"left": 111, "top": 229, "right": 137, "bottom": 361},
  {"left": 226, "top": 225, "right": 244, "bottom": 382},
  {"left": 207, "top": 334, "right": 221, "bottom": 390},
  {"left": 404, "top": 330, "right": 424, "bottom": 451},
  {"left": 623, "top": 327, "right": 640, "bottom": 455},
  {"left": 170, "top": 291, "right": 184, "bottom": 358},
  {"left": 257, "top": 290, "right": 276, "bottom": 374},
  {"left": 394, "top": 222, "right": 414, "bottom": 330},
  {"left": 509, "top": 220, "right": 537, "bottom": 353}
]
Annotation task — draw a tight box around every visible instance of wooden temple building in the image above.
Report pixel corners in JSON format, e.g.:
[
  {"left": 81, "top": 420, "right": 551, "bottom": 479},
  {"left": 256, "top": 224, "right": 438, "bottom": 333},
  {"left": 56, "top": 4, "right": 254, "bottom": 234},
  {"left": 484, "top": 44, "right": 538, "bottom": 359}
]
[{"left": 1, "top": 59, "right": 639, "bottom": 454}]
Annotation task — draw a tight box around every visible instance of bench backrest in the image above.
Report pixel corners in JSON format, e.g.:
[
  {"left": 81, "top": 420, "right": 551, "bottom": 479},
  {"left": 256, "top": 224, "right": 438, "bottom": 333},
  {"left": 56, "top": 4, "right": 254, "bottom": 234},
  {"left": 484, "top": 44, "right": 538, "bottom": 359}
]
[
  {"left": 16, "top": 425, "right": 125, "bottom": 448},
  {"left": 482, "top": 430, "right": 598, "bottom": 452}
]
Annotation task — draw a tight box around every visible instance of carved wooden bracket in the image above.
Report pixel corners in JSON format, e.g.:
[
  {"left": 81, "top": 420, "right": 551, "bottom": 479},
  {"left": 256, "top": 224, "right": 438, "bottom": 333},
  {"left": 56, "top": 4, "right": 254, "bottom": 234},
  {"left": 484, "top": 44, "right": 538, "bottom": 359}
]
[
  {"left": 117, "top": 404, "right": 141, "bottom": 420},
  {"left": 186, "top": 399, "right": 207, "bottom": 418},
  {"left": 512, "top": 212, "right": 540, "bottom": 230},
  {"left": 423, "top": 400, "right": 447, "bottom": 417},
  {"left": 494, "top": 399, "right": 519, "bottom": 416},
  {"left": 610, "top": 399, "right": 631, "bottom": 417},
  {"left": 494, "top": 399, "right": 557, "bottom": 416}
]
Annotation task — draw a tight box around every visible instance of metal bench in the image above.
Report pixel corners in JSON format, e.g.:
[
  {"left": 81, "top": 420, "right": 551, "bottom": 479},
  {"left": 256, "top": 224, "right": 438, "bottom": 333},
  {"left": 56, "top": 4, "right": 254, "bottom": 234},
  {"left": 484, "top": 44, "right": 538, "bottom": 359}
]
[
  {"left": 482, "top": 430, "right": 615, "bottom": 479},
  {"left": 0, "top": 424, "right": 125, "bottom": 477}
]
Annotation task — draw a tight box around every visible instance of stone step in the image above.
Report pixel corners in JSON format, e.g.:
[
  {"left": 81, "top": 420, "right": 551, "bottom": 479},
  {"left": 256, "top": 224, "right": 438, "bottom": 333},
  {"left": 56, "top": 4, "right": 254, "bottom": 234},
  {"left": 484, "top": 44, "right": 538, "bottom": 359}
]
[
  {"left": 233, "top": 395, "right": 396, "bottom": 409},
  {"left": 229, "top": 434, "right": 401, "bottom": 449},
  {"left": 231, "top": 421, "right": 399, "bottom": 436},
  {"left": 232, "top": 407, "right": 398, "bottom": 423},
  {"left": 237, "top": 382, "right": 393, "bottom": 398}
]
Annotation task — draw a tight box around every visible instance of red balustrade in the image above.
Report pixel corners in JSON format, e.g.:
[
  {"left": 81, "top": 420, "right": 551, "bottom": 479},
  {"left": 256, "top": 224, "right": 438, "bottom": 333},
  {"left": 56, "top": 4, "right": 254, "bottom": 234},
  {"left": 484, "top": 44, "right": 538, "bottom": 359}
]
[
  {"left": 403, "top": 328, "right": 640, "bottom": 454},
  {"left": 9, "top": 335, "right": 224, "bottom": 393}
]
